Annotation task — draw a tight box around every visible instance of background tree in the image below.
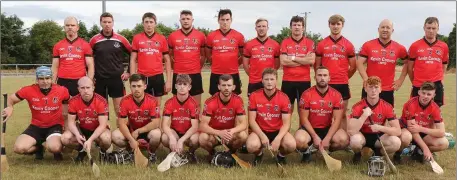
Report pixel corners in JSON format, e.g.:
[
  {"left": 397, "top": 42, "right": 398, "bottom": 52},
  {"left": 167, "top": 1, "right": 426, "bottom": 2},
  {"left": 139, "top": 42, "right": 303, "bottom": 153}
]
[
  {"left": 87, "top": 24, "right": 100, "bottom": 39},
  {"left": 1, "top": 13, "right": 31, "bottom": 64},
  {"left": 269, "top": 27, "right": 323, "bottom": 45},
  {"left": 29, "top": 20, "right": 63, "bottom": 64},
  {"left": 78, "top": 21, "right": 90, "bottom": 41},
  {"left": 447, "top": 23, "right": 456, "bottom": 70}
]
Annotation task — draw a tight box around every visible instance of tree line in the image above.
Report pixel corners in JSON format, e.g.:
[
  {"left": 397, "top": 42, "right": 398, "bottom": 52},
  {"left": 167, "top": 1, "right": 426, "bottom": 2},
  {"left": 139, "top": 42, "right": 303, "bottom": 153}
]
[{"left": 1, "top": 13, "right": 455, "bottom": 69}]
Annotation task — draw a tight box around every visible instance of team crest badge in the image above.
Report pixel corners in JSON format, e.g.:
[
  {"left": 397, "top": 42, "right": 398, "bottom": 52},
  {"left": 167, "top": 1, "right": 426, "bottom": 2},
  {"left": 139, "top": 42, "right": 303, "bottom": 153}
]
[
  {"left": 377, "top": 113, "right": 383, "bottom": 119},
  {"left": 114, "top": 42, "right": 120, "bottom": 48},
  {"left": 230, "top": 39, "right": 235, "bottom": 44},
  {"left": 68, "top": 46, "right": 72, "bottom": 53},
  {"left": 328, "top": 101, "right": 332, "bottom": 108},
  {"left": 436, "top": 50, "right": 441, "bottom": 55},
  {"left": 93, "top": 111, "right": 97, "bottom": 116},
  {"left": 274, "top": 105, "right": 279, "bottom": 111},
  {"left": 340, "top": 46, "right": 345, "bottom": 52},
  {"left": 76, "top": 46, "right": 82, "bottom": 52},
  {"left": 390, "top": 51, "right": 395, "bottom": 57},
  {"left": 53, "top": 97, "right": 58, "bottom": 104},
  {"left": 268, "top": 47, "right": 273, "bottom": 52},
  {"left": 228, "top": 108, "right": 233, "bottom": 115},
  {"left": 192, "top": 38, "right": 198, "bottom": 44},
  {"left": 155, "top": 41, "right": 160, "bottom": 47},
  {"left": 428, "top": 114, "right": 432, "bottom": 120},
  {"left": 144, "top": 110, "right": 149, "bottom": 116},
  {"left": 302, "top": 46, "right": 307, "bottom": 52},
  {"left": 155, "top": 107, "right": 159, "bottom": 114}
]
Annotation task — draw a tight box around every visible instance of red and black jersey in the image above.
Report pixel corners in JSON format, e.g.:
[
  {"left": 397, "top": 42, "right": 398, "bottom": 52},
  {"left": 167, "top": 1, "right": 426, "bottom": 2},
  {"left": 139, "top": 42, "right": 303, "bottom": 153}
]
[
  {"left": 299, "top": 86, "right": 343, "bottom": 128},
  {"left": 359, "top": 39, "right": 408, "bottom": 91},
  {"left": 206, "top": 29, "right": 245, "bottom": 74},
  {"left": 132, "top": 32, "right": 169, "bottom": 77},
  {"left": 163, "top": 96, "right": 199, "bottom": 134},
  {"left": 248, "top": 89, "right": 291, "bottom": 132},
  {"left": 89, "top": 31, "right": 132, "bottom": 78},
  {"left": 315, "top": 36, "right": 355, "bottom": 84},
  {"left": 168, "top": 29, "right": 206, "bottom": 74},
  {"left": 15, "top": 84, "right": 70, "bottom": 128},
  {"left": 280, "top": 36, "right": 315, "bottom": 81},
  {"left": 408, "top": 38, "right": 449, "bottom": 87},
  {"left": 202, "top": 92, "right": 245, "bottom": 130},
  {"left": 68, "top": 93, "right": 108, "bottom": 131},
  {"left": 53, "top": 37, "right": 93, "bottom": 79},
  {"left": 400, "top": 96, "right": 442, "bottom": 128},
  {"left": 119, "top": 94, "right": 159, "bottom": 131},
  {"left": 350, "top": 98, "right": 396, "bottom": 134},
  {"left": 243, "top": 37, "right": 280, "bottom": 83}
]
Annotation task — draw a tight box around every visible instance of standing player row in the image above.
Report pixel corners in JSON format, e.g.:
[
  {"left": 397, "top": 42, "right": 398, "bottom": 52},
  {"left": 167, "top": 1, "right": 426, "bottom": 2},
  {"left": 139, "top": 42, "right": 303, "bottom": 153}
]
[{"left": 51, "top": 10, "right": 449, "bottom": 127}]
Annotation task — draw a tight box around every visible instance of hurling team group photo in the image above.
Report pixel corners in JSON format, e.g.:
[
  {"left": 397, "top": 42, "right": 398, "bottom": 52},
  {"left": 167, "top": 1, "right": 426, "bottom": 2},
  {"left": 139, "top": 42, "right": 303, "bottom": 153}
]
[{"left": 0, "top": 6, "right": 455, "bottom": 179}]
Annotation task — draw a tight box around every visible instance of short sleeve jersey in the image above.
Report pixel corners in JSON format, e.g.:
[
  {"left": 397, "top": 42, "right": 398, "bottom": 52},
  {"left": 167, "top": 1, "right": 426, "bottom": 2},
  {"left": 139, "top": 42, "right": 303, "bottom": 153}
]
[
  {"left": 53, "top": 37, "right": 93, "bottom": 79},
  {"left": 243, "top": 37, "right": 280, "bottom": 83},
  {"left": 119, "top": 94, "right": 159, "bottom": 131},
  {"left": 248, "top": 89, "right": 291, "bottom": 132},
  {"left": 350, "top": 99, "right": 396, "bottom": 134},
  {"left": 400, "top": 96, "right": 442, "bottom": 128},
  {"left": 163, "top": 96, "right": 199, "bottom": 134},
  {"left": 315, "top": 36, "right": 355, "bottom": 84},
  {"left": 202, "top": 92, "right": 245, "bottom": 130},
  {"left": 408, "top": 38, "right": 449, "bottom": 87},
  {"left": 68, "top": 93, "right": 108, "bottom": 131},
  {"left": 206, "top": 29, "right": 245, "bottom": 74},
  {"left": 299, "top": 86, "right": 343, "bottom": 128},
  {"left": 132, "top": 32, "right": 169, "bottom": 76},
  {"left": 280, "top": 36, "right": 315, "bottom": 81},
  {"left": 168, "top": 29, "right": 206, "bottom": 74},
  {"left": 15, "top": 84, "right": 70, "bottom": 128},
  {"left": 359, "top": 39, "right": 408, "bottom": 91}
]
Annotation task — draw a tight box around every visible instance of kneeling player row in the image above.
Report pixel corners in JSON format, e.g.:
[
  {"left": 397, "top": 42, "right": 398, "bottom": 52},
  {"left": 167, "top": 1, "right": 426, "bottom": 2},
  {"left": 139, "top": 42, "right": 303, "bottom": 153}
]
[{"left": 3, "top": 67, "right": 448, "bottom": 167}]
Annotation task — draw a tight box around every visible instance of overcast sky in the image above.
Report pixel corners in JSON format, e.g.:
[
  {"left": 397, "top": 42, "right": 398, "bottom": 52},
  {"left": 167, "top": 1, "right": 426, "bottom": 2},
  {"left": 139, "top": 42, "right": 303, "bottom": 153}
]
[{"left": 2, "top": 1, "right": 456, "bottom": 49}]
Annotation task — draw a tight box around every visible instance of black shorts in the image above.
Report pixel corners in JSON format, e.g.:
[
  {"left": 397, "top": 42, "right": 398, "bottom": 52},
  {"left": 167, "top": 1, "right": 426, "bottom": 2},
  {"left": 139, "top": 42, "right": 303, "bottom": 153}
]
[
  {"left": 57, "top": 78, "right": 79, "bottom": 97},
  {"left": 94, "top": 75, "right": 125, "bottom": 99},
  {"left": 411, "top": 81, "right": 444, "bottom": 107},
  {"left": 22, "top": 124, "right": 63, "bottom": 144},
  {"left": 361, "top": 89, "right": 394, "bottom": 106},
  {"left": 329, "top": 84, "right": 351, "bottom": 100},
  {"left": 80, "top": 128, "right": 94, "bottom": 139},
  {"left": 145, "top": 74, "right": 165, "bottom": 97},
  {"left": 172, "top": 73, "right": 204, "bottom": 96},
  {"left": 281, "top": 81, "right": 311, "bottom": 104},
  {"left": 263, "top": 130, "right": 279, "bottom": 142},
  {"left": 299, "top": 127, "right": 329, "bottom": 146},
  {"left": 209, "top": 73, "right": 242, "bottom": 95},
  {"left": 247, "top": 82, "right": 263, "bottom": 97},
  {"left": 362, "top": 132, "right": 383, "bottom": 150},
  {"left": 138, "top": 132, "right": 150, "bottom": 142}
]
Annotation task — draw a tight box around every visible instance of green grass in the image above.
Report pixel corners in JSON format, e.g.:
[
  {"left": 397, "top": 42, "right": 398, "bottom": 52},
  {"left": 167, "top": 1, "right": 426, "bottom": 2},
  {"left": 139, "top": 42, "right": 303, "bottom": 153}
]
[{"left": 1, "top": 71, "right": 455, "bottom": 180}]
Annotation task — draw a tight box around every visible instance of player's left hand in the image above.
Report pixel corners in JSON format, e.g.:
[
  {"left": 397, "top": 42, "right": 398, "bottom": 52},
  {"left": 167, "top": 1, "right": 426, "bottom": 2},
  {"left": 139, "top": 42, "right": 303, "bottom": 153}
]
[
  {"left": 165, "top": 81, "right": 172, "bottom": 93},
  {"left": 270, "top": 139, "right": 280, "bottom": 152},
  {"left": 320, "top": 138, "right": 330, "bottom": 150},
  {"left": 83, "top": 139, "right": 93, "bottom": 153},
  {"left": 407, "top": 123, "right": 423, "bottom": 133},
  {"left": 392, "top": 79, "right": 403, "bottom": 91},
  {"left": 369, "top": 124, "right": 383, "bottom": 132},
  {"left": 176, "top": 139, "right": 184, "bottom": 154},
  {"left": 121, "top": 72, "right": 130, "bottom": 81}
]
